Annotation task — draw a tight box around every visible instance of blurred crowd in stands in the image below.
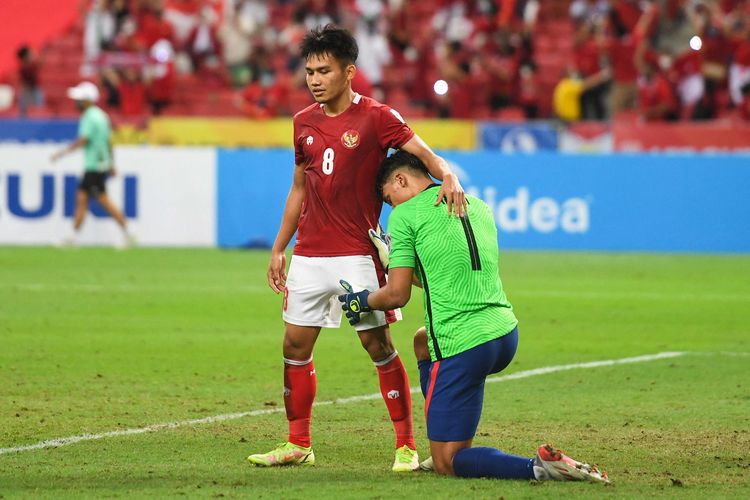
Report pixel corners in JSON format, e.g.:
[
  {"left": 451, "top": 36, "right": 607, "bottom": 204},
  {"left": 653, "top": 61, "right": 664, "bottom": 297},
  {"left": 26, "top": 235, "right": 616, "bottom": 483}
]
[
  {"left": 12, "top": 0, "right": 750, "bottom": 121},
  {"left": 554, "top": 0, "right": 750, "bottom": 122}
]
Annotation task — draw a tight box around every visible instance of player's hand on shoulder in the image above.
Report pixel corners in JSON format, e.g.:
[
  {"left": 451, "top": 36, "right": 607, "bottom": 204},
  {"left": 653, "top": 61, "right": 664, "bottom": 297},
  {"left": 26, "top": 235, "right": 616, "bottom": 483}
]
[
  {"left": 435, "top": 172, "right": 467, "bottom": 217},
  {"left": 267, "top": 251, "right": 287, "bottom": 293},
  {"left": 337, "top": 280, "right": 371, "bottom": 325}
]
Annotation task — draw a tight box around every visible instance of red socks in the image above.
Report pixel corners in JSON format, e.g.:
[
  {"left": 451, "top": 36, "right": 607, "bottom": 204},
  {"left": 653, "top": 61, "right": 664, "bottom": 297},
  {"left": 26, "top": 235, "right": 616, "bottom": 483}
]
[
  {"left": 283, "top": 353, "right": 415, "bottom": 451},
  {"left": 284, "top": 358, "right": 316, "bottom": 448},
  {"left": 376, "top": 353, "right": 416, "bottom": 450}
]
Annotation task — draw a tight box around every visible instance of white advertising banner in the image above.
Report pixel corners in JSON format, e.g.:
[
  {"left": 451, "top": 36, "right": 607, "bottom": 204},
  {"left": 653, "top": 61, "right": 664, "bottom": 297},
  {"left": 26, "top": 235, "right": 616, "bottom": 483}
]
[{"left": 0, "top": 145, "right": 216, "bottom": 246}]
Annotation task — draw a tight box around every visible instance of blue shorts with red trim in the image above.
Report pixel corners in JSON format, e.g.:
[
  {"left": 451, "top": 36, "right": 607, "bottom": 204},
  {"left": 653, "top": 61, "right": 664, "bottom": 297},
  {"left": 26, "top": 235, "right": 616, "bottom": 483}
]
[{"left": 421, "top": 328, "right": 518, "bottom": 442}]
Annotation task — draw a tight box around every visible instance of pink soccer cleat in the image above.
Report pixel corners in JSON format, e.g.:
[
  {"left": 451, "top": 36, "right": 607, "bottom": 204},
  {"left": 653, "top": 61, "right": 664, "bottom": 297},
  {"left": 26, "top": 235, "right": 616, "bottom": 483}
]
[{"left": 533, "top": 444, "right": 609, "bottom": 483}]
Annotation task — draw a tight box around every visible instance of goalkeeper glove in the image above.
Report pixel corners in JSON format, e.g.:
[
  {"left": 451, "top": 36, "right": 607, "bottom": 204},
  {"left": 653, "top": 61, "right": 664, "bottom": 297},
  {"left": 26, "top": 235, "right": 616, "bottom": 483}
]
[
  {"left": 338, "top": 279, "right": 371, "bottom": 325},
  {"left": 368, "top": 224, "right": 391, "bottom": 271}
]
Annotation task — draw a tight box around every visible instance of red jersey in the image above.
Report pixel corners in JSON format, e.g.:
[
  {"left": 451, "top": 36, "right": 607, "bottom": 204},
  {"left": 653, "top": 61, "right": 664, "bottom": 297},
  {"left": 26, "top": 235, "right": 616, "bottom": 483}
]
[
  {"left": 606, "top": 36, "right": 638, "bottom": 83},
  {"left": 293, "top": 93, "right": 415, "bottom": 257},
  {"left": 638, "top": 73, "right": 679, "bottom": 120},
  {"left": 574, "top": 38, "right": 601, "bottom": 77},
  {"left": 118, "top": 80, "right": 147, "bottom": 116}
]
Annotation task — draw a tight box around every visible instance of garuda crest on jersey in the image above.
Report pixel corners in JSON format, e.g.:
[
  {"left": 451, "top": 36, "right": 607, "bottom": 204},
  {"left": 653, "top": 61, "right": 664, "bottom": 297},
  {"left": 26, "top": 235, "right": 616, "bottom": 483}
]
[{"left": 341, "top": 129, "right": 360, "bottom": 149}]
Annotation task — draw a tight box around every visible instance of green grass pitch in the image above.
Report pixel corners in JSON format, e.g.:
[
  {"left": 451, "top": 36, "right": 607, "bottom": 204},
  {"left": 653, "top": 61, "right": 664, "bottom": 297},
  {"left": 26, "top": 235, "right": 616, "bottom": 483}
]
[{"left": 1, "top": 247, "right": 749, "bottom": 498}]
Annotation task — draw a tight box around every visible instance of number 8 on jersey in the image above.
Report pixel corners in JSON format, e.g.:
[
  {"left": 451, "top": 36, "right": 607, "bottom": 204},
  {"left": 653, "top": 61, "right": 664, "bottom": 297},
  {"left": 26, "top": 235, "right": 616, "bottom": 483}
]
[{"left": 322, "top": 147, "right": 334, "bottom": 175}]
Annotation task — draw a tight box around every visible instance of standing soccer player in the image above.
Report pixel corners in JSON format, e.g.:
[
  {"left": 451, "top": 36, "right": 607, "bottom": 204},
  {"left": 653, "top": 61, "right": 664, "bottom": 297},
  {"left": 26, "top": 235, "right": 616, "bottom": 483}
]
[
  {"left": 247, "top": 25, "right": 465, "bottom": 472},
  {"left": 338, "top": 151, "right": 609, "bottom": 483},
  {"left": 51, "top": 81, "right": 134, "bottom": 248}
]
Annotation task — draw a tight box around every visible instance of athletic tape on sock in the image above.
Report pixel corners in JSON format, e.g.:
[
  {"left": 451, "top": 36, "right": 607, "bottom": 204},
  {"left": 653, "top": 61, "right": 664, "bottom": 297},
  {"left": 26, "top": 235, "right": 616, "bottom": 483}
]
[
  {"left": 284, "top": 356, "right": 313, "bottom": 366},
  {"left": 373, "top": 351, "right": 399, "bottom": 367}
]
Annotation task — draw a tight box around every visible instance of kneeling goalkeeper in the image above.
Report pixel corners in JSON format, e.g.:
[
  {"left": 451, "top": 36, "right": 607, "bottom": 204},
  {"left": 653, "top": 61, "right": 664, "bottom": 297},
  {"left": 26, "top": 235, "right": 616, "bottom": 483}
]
[{"left": 339, "top": 151, "right": 609, "bottom": 483}]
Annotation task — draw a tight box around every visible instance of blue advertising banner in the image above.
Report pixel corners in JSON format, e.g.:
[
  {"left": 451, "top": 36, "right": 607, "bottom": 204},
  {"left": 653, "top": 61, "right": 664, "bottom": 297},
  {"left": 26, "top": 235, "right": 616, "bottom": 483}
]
[
  {"left": 217, "top": 149, "right": 294, "bottom": 248},
  {"left": 0, "top": 119, "right": 78, "bottom": 142},
  {"left": 440, "top": 152, "right": 750, "bottom": 252},
  {"left": 217, "top": 149, "right": 750, "bottom": 253},
  {"left": 479, "top": 123, "right": 559, "bottom": 152}
]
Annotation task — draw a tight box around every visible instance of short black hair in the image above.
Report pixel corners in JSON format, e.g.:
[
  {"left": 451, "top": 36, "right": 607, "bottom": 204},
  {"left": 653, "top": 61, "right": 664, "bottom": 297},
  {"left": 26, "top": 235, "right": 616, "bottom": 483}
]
[
  {"left": 16, "top": 45, "right": 30, "bottom": 60},
  {"left": 375, "top": 150, "right": 431, "bottom": 201},
  {"left": 300, "top": 24, "right": 358, "bottom": 66}
]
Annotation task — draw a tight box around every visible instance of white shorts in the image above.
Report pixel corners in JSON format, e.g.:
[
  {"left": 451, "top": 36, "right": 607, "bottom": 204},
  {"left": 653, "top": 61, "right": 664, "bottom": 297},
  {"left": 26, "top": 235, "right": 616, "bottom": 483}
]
[{"left": 282, "top": 255, "right": 402, "bottom": 331}]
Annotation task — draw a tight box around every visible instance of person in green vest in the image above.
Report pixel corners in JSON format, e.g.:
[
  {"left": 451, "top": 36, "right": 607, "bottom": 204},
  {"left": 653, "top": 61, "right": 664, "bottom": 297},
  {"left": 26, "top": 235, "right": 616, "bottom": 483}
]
[{"left": 52, "top": 81, "right": 134, "bottom": 248}]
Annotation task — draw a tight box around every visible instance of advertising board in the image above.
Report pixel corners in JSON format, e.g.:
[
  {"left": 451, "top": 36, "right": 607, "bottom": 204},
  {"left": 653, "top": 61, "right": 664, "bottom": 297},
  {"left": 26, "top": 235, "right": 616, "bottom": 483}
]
[
  {"left": 0, "top": 145, "right": 216, "bottom": 246},
  {"left": 217, "top": 149, "right": 750, "bottom": 253}
]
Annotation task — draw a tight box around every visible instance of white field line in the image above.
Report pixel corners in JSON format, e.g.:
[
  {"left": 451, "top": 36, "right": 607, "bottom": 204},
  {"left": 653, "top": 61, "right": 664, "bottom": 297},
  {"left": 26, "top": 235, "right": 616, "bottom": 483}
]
[
  {"left": 1, "top": 283, "right": 268, "bottom": 294},
  {"left": 4, "top": 282, "right": 750, "bottom": 302},
  {"left": 510, "top": 290, "right": 750, "bottom": 303},
  {"left": 692, "top": 351, "right": 750, "bottom": 357},
  {"left": 0, "top": 351, "right": 686, "bottom": 456}
]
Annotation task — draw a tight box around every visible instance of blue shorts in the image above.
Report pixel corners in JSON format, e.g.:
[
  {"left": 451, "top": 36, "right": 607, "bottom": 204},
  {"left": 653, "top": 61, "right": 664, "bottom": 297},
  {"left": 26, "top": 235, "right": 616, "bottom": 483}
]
[{"left": 420, "top": 328, "right": 518, "bottom": 442}]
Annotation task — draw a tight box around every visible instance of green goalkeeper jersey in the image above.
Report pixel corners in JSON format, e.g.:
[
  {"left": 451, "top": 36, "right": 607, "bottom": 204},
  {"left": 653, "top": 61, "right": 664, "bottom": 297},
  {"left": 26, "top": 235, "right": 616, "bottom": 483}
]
[{"left": 388, "top": 185, "right": 518, "bottom": 361}]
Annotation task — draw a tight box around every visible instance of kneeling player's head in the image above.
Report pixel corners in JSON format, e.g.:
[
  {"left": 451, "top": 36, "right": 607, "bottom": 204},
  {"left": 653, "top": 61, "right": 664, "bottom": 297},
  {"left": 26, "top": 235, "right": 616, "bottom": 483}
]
[
  {"left": 300, "top": 24, "right": 358, "bottom": 104},
  {"left": 376, "top": 151, "right": 433, "bottom": 207}
]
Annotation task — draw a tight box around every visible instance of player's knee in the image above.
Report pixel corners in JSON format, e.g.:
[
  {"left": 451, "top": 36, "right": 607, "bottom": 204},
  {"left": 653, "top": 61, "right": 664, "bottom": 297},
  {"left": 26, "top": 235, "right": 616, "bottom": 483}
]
[
  {"left": 413, "top": 327, "right": 429, "bottom": 361},
  {"left": 358, "top": 329, "right": 394, "bottom": 361},
  {"left": 360, "top": 337, "right": 394, "bottom": 361},
  {"left": 282, "top": 334, "right": 313, "bottom": 360},
  {"left": 432, "top": 454, "right": 455, "bottom": 476}
]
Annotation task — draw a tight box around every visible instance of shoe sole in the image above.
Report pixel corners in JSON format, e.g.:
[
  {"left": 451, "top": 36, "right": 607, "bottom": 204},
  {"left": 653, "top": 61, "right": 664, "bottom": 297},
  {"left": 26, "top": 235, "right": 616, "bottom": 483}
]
[
  {"left": 247, "top": 452, "right": 315, "bottom": 467},
  {"left": 392, "top": 465, "right": 419, "bottom": 472},
  {"left": 538, "top": 445, "right": 609, "bottom": 483}
]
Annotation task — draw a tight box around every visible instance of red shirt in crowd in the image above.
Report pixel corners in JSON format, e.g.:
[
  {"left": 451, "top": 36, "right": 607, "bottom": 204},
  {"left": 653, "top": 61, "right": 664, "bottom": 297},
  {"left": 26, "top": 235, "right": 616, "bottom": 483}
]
[
  {"left": 638, "top": 73, "right": 679, "bottom": 120},
  {"left": 137, "top": 11, "right": 175, "bottom": 48},
  {"left": 735, "top": 40, "right": 750, "bottom": 67},
  {"left": 148, "top": 61, "right": 176, "bottom": 103},
  {"left": 610, "top": 0, "right": 642, "bottom": 33},
  {"left": 574, "top": 37, "right": 601, "bottom": 77},
  {"left": 605, "top": 36, "right": 638, "bottom": 83},
  {"left": 739, "top": 94, "right": 750, "bottom": 120},
  {"left": 18, "top": 60, "right": 40, "bottom": 88},
  {"left": 674, "top": 50, "right": 702, "bottom": 75},
  {"left": 118, "top": 79, "right": 147, "bottom": 116}
]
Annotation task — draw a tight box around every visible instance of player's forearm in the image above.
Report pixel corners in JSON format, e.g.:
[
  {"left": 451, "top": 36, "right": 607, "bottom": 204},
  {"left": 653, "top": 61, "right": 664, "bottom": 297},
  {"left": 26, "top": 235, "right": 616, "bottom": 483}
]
[
  {"left": 583, "top": 68, "right": 611, "bottom": 90},
  {"left": 271, "top": 186, "right": 304, "bottom": 252},
  {"left": 423, "top": 154, "right": 453, "bottom": 182},
  {"left": 366, "top": 267, "right": 413, "bottom": 309},
  {"left": 367, "top": 285, "right": 409, "bottom": 310},
  {"left": 71, "top": 137, "right": 88, "bottom": 150},
  {"left": 55, "top": 137, "right": 87, "bottom": 158},
  {"left": 402, "top": 135, "right": 454, "bottom": 182}
]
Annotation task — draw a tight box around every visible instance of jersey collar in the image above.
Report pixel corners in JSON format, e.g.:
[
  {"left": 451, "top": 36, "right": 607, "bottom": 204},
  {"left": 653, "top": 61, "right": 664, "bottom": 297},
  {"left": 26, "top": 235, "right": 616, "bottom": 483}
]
[{"left": 318, "top": 92, "right": 362, "bottom": 109}]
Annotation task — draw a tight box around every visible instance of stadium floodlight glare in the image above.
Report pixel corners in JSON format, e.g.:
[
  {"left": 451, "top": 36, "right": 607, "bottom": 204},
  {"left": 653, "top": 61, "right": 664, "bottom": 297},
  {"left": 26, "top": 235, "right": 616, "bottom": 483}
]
[
  {"left": 689, "top": 35, "right": 702, "bottom": 51},
  {"left": 433, "top": 79, "right": 449, "bottom": 96}
]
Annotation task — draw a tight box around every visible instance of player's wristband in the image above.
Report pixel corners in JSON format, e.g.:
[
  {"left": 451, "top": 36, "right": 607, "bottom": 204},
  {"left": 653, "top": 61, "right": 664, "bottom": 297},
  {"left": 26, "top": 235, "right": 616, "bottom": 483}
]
[{"left": 356, "top": 290, "right": 371, "bottom": 312}]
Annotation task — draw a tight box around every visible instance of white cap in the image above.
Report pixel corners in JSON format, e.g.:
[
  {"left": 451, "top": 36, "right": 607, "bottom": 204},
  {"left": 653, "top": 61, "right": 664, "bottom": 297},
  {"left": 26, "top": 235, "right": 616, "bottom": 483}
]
[{"left": 66, "top": 81, "right": 100, "bottom": 102}]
